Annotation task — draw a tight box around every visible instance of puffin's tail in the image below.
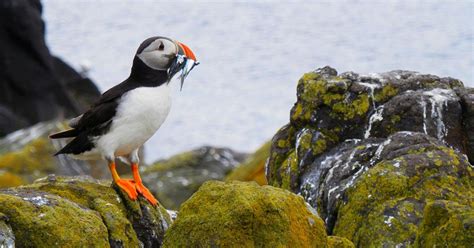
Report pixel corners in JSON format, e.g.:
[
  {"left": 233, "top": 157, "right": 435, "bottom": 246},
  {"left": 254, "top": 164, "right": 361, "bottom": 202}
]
[{"left": 49, "top": 129, "right": 79, "bottom": 139}]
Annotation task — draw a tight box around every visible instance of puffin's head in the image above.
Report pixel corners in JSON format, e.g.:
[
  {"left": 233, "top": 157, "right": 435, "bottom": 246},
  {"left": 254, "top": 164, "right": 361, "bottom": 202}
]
[{"left": 135, "top": 36, "right": 199, "bottom": 89}]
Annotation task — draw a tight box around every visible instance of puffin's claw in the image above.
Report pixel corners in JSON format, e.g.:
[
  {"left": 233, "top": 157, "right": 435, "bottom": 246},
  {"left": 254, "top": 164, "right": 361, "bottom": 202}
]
[
  {"left": 136, "top": 182, "right": 158, "bottom": 206},
  {"left": 115, "top": 179, "right": 138, "bottom": 200}
]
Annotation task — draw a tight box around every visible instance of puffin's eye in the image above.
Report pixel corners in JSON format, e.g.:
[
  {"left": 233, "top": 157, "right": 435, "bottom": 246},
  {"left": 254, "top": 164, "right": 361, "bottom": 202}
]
[{"left": 158, "top": 41, "right": 165, "bottom": 51}]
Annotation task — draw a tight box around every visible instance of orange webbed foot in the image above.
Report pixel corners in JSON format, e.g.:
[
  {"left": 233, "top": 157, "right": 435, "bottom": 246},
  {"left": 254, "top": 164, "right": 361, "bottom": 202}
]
[
  {"left": 115, "top": 179, "right": 138, "bottom": 200},
  {"left": 136, "top": 182, "right": 158, "bottom": 206}
]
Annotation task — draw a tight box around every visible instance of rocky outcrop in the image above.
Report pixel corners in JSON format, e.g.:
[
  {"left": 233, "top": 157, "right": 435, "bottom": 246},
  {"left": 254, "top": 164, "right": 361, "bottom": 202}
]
[
  {"left": 142, "top": 146, "right": 247, "bottom": 210},
  {"left": 266, "top": 67, "right": 473, "bottom": 246},
  {"left": 0, "top": 176, "right": 171, "bottom": 247},
  {"left": 162, "top": 181, "right": 334, "bottom": 247},
  {"left": 0, "top": 0, "right": 100, "bottom": 137},
  {"left": 226, "top": 141, "right": 270, "bottom": 185}
]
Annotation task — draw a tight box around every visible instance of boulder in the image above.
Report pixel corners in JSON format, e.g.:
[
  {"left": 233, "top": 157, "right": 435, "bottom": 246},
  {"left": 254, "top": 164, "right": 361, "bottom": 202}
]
[
  {"left": 0, "top": 0, "right": 100, "bottom": 137},
  {"left": 331, "top": 132, "right": 473, "bottom": 246},
  {"left": 266, "top": 66, "right": 473, "bottom": 246},
  {"left": 163, "top": 181, "right": 328, "bottom": 247},
  {"left": 226, "top": 141, "right": 270, "bottom": 185},
  {"left": 142, "top": 146, "right": 247, "bottom": 210},
  {"left": 0, "top": 175, "right": 171, "bottom": 247}
]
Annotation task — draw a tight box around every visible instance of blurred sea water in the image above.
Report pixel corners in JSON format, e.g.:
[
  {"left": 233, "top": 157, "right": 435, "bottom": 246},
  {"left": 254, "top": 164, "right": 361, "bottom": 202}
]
[{"left": 43, "top": 1, "right": 473, "bottom": 162}]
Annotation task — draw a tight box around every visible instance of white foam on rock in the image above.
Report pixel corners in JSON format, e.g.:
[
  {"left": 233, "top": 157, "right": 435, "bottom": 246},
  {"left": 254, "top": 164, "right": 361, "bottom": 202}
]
[
  {"left": 358, "top": 82, "right": 381, "bottom": 109},
  {"left": 422, "top": 88, "right": 457, "bottom": 141},
  {"left": 22, "top": 196, "right": 49, "bottom": 207},
  {"left": 364, "top": 105, "right": 384, "bottom": 139}
]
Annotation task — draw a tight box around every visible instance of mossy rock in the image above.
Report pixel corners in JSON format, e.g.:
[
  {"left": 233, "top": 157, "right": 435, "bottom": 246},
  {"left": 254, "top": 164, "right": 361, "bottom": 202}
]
[
  {"left": 142, "top": 146, "right": 246, "bottom": 210},
  {"left": 163, "top": 181, "right": 327, "bottom": 247},
  {"left": 267, "top": 66, "right": 471, "bottom": 191},
  {"left": 0, "top": 176, "right": 171, "bottom": 247},
  {"left": 415, "top": 200, "right": 474, "bottom": 247},
  {"left": 327, "top": 236, "right": 355, "bottom": 248},
  {"left": 226, "top": 141, "right": 270, "bottom": 185},
  {"left": 332, "top": 135, "right": 473, "bottom": 247},
  {"left": 0, "top": 189, "right": 109, "bottom": 247}
]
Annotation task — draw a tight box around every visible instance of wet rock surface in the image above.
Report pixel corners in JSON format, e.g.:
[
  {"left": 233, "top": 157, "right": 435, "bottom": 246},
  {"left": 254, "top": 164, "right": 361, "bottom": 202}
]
[
  {"left": 0, "top": 0, "right": 100, "bottom": 137},
  {"left": 142, "top": 146, "right": 247, "bottom": 210},
  {"left": 163, "top": 181, "right": 329, "bottom": 247},
  {"left": 0, "top": 176, "right": 171, "bottom": 248},
  {"left": 267, "top": 67, "right": 473, "bottom": 246}
]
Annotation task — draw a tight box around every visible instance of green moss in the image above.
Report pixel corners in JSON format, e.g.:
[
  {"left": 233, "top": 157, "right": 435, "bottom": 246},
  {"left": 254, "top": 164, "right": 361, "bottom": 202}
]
[
  {"left": 291, "top": 103, "right": 305, "bottom": 122},
  {"left": 300, "top": 78, "right": 327, "bottom": 103},
  {"left": 374, "top": 84, "right": 399, "bottom": 102},
  {"left": 279, "top": 150, "right": 298, "bottom": 190},
  {"left": 163, "top": 181, "right": 328, "bottom": 247},
  {"left": 327, "top": 236, "right": 355, "bottom": 248},
  {"left": 0, "top": 191, "right": 109, "bottom": 247},
  {"left": 331, "top": 94, "right": 370, "bottom": 120},
  {"left": 267, "top": 125, "right": 297, "bottom": 188},
  {"left": 4, "top": 176, "right": 171, "bottom": 247},
  {"left": 415, "top": 200, "right": 474, "bottom": 247},
  {"left": 312, "top": 139, "right": 327, "bottom": 156},
  {"left": 391, "top": 115, "right": 401, "bottom": 124},
  {"left": 333, "top": 144, "right": 473, "bottom": 246},
  {"left": 301, "top": 72, "right": 320, "bottom": 81},
  {"left": 356, "top": 145, "right": 366, "bottom": 150},
  {"left": 91, "top": 198, "right": 140, "bottom": 246},
  {"left": 226, "top": 142, "right": 271, "bottom": 185}
]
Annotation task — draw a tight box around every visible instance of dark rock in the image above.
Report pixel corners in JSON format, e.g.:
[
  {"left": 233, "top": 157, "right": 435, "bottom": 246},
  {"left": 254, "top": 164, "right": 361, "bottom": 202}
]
[
  {"left": 0, "top": 0, "right": 100, "bottom": 137},
  {"left": 0, "top": 105, "right": 28, "bottom": 137},
  {"left": 266, "top": 66, "right": 473, "bottom": 246},
  {"left": 142, "top": 146, "right": 247, "bottom": 210},
  {"left": 52, "top": 57, "right": 101, "bottom": 112},
  {"left": 456, "top": 87, "right": 474, "bottom": 163}
]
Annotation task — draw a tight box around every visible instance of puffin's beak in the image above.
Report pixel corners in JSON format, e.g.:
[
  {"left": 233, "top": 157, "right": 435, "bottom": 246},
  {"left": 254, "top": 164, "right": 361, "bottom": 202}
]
[
  {"left": 168, "top": 41, "right": 199, "bottom": 90},
  {"left": 177, "top": 42, "right": 197, "bottom": 61}
]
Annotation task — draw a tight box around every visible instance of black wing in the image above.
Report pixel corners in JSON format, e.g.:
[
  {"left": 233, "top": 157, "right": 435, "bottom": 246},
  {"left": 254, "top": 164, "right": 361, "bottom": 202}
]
[
  {"left": 51, "top": 95, "right": 119, "bottom": 155},
  {"left": 50, "top": 79, "right": 136, "bottom": 139}
]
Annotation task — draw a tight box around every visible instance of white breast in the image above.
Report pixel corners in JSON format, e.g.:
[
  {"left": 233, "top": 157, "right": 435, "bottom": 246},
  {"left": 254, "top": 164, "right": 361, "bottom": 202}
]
[{"left": 96, "top": 84, "right": 171, "bottom": 158}]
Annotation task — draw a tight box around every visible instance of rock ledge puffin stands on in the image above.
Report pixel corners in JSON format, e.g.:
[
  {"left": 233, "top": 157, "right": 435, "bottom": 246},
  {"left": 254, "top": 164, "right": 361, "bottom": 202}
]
[{"left": 50, "top": 36, "right": 198, "bottom": 206}]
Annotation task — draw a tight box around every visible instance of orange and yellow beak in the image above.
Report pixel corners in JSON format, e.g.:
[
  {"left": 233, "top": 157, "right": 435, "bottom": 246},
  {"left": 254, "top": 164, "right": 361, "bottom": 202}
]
[{"left": 177, "top": 41, "right": 197, "bottom": 61}]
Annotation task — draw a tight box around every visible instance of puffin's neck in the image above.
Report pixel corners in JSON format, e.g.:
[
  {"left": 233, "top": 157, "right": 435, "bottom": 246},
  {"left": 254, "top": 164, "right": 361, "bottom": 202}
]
[{"left": 128, "top": 57, "right": 169, "bottom": 87}]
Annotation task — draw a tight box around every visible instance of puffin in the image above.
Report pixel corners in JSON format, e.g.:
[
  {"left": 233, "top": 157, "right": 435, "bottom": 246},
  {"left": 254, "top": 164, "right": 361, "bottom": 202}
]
[{"left": 49, "top": 36, "right": 198, "bottom": 206}]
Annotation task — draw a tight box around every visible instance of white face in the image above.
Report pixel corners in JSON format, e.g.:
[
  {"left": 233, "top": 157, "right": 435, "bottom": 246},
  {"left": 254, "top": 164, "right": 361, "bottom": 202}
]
[{"left": 137, "top": 38, "right": 178, "bottom": 70}]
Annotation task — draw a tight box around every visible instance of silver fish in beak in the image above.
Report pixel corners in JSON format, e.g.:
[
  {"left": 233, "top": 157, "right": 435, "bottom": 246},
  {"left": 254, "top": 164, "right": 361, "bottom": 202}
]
[{"left": 168, "top": 41, "right": 199, "bottom": 90}]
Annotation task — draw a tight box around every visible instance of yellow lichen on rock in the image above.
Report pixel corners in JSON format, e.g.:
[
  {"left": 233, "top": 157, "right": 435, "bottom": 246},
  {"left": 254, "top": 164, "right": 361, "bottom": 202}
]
[
  {"left": 0, "top": 176, "right": 171, "bottom": 247},
  {"left": 163, "top": 181, "right": 328, "bottom": 247},
  {"left": 327, "top": 236, "right": 355, "bottom": 248}
]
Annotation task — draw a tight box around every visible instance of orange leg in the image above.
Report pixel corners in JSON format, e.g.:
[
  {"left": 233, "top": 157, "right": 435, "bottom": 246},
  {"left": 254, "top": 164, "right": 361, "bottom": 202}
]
[
  {"left": 109, "top": 162, "right": 138, "bottom": 200},
  {"left": 132, "top": 163, "right": 158, "bottom": 206}
]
